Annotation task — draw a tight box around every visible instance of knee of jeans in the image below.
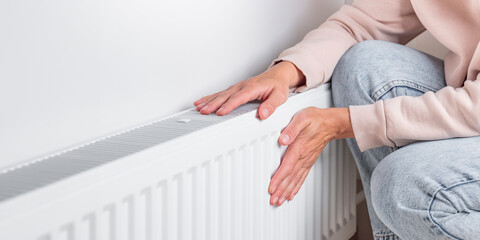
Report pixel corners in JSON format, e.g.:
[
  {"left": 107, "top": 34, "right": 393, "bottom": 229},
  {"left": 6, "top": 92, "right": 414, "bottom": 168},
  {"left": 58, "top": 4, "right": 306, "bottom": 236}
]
[
  {"left": 370, "top": 152, "right": 416, "bottom": 225},
  {"left": 332, "top": 40, "right": 392, "bottom": 108},
  {"left": 371, "top": 158, "right": 394, "bottom": 223}
]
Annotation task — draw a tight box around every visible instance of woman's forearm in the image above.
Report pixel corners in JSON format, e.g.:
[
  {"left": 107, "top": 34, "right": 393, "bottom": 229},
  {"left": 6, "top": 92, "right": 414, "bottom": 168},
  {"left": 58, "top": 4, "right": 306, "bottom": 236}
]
[{"left": 271, "top": 61, "right": 306, "bottom": 88}]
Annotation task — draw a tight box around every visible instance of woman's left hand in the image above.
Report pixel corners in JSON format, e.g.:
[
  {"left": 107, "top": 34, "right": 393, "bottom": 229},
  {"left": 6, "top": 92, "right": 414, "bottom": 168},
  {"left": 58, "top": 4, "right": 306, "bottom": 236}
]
[{"left": 269, "top": 107, "right": 355, "bottom": 206}]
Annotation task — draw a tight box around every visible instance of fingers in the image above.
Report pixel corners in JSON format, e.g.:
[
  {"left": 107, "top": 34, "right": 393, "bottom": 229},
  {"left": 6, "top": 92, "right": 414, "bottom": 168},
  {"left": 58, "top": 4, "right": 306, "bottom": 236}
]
[
  {"left": 194, "top": 84, "right": 261, "bottom": 116},
  {"left": 268, "top": 143, "right": 301, "bottom": 195},
  {"left": 215, "top": 87, "right": 260, "bottom": 116},
  {"left": 193, "top": 94, "right": 213, "bottom": 107},
  {"left": 270, "top": 175, "right": 291, "bottom": 205},
  {"left": 194, "top": 79, "right": 289, "bottom": 118},
  {"left": 195, "top": 87, "right": 238, "bottom": 115},
  {"left": 278, "top": 111, "right": 310, "bottom": 146},
  {"left": 281, "top": 168, "right": 307, "bottom": 203},
  {"left": 271, "top": 167, "right": 307, "bottom": 206},
  {"left": 198, "top": 93, "right": 231, "bottom": 115},
  {"left": 268, "top": 135, "right": 317, "bottom": 206},
  {"left": 194, "top": 94, "right": 216, "bottom": 109},
  {"left": 258, "top": 90, "right": 288, "bottom": 120},
  {"left": 288, "top": 169, "right": 310, "bottom": 200}
]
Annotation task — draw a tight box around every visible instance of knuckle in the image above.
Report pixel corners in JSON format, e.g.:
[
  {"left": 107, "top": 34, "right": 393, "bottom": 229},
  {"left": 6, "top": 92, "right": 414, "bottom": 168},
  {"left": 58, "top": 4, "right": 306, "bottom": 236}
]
[
  {"left": 239, "top": 80, "right": 252, "bottom": 89},
  {"left": 295, "top": 109, "right": 314, "bottom": 124},
  {"left": 283, "top": 165, "right": 294, "bottom": 176},
  {"left": 245, "top": 82, "right": 260, "bottom": 91},
  {"left": 296, "top": 171, "right": 305, "bottom": 179},
  {"left": 204, "top": 96, "right": 218, "bottom": 105},
  {"left": 204, "top": 94, "right": 217, "bottom": 101},
  {"left": 300, "top": 165, "right": 310, "bottom": 172},
  {"left": 242, "top": 78, "right": 255, "bottom": 85},
  {"left": 210, "top": 98, "right": 224, "bottom": 106},
  {"left": 215, "top": 92, "right": 227, "bottom": 100},
  {"left": 276, "top": 90, "right": 289, "bottom": 100},
  {"left": 221, "top": 89, "right": 236, "bottom": 97},
  {"left": 278, "top": 183, "right": 288, "bottom": 192},
  {"left": 230, "top": 92, "right": 245, "bottom": 102},
  {"left": 295, "top": 111, "right": 307, "bottom": 121},
  {"left": 304, "top": 107, "right": 318, "bottom": 117},
  {"left": 226, "top": 84, "right": 239, "bottom": 91},
  {"left": 305, "top": 106, "right": 316, "bottom": 111}
]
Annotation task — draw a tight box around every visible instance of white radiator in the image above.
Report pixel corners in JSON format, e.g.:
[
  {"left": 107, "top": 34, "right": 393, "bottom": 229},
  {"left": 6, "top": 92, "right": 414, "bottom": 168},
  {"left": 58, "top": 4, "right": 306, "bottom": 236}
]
[{"left": 0, "top": 84, "right": 356, "bottom": 240}]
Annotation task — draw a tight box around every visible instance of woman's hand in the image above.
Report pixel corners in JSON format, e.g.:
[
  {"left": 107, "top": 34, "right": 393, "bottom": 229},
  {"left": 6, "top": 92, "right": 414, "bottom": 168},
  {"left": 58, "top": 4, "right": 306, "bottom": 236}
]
[
  {"left": 269, "top": 107, "right": 355, "bottom": 206},
  {"left": 193, "top": 61, "right": 305, "bottom": 119}
]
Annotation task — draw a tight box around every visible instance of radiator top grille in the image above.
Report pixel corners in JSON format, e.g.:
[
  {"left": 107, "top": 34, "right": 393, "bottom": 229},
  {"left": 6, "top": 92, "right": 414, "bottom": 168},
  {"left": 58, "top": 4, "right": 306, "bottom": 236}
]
[{"left": 0, "top": 102, "right": 263, "bottom": 202}]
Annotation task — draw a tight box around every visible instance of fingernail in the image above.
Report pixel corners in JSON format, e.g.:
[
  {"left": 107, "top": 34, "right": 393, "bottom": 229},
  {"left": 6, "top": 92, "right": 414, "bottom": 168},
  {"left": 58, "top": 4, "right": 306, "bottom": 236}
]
[
  {"left": 201, "top": 105, "right": 209, "bottom": 112},
  {"left": 279, "top": 197, "right": 286, "bottom": 205},
  {"left": 280, "top": 134, "right": 290, "bottom": 144},
  {"left": 198, "top": 102, "right": 206, "bottom": 108},
  {"left": 269, "top": 185, "right": 277, "bottom": 194},
  {"left": 262, "top": 108, "right": 270, "bottom": 118},
  {"left": 218, "top": 106, "right": 224, "bottom": 112},
  {"left": 272, "top": 196, "right": 279, "bottom": 205}
]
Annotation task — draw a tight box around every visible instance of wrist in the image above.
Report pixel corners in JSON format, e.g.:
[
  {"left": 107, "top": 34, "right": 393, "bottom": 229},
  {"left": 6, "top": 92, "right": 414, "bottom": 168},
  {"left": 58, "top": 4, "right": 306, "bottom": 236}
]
[
  {"left": 320, "top": 107, "right": 354, "bottom": 140},
  {"left": 272, "top": 61, "right": 306, "bottom": 88},
  {"left": 334, "top": 107, "right": 355, "bottom": 139}
]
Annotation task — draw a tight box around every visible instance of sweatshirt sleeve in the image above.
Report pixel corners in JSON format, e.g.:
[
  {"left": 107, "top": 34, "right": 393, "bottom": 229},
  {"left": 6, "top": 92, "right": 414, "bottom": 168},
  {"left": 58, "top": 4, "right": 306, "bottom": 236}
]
[
  {"left": 270, "top": 0, "right": 425, "bottom": 92},
  {"left": 350, "top": 72, "right": 480, "bottom": 152}
]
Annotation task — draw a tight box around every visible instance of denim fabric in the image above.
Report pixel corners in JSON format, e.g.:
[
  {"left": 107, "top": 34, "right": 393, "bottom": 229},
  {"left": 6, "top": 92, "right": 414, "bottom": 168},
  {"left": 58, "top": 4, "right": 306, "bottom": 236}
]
[{"left": 331, "top": 40, "right": 480, "bottom": 240}]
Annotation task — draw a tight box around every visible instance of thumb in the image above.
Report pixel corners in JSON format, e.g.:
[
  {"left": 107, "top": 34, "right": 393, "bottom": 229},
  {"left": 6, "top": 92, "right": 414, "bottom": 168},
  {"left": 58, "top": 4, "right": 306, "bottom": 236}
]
[
  {"left": 258, "top": 90, "right": 288, "bottom": 119},
  {"left": 279, "top": 111, "right": 309, "bottom": 146}
]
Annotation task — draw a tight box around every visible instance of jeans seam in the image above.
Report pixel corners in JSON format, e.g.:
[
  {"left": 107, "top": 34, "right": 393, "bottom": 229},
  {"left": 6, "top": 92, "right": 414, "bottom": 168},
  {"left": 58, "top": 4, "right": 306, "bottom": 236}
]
[
  {"left": 374, "top": 233, "right": 400, "bottom": 240},
  {"left": 375, "top": 233, "right": 398, "bottom": 237},
  {"left": 371, "top": 79, "right": 436, "bottom": 101},
  {"left": 427, "top": 179, "right": 480, "bottom": 240},
  {"left": 374, "top": 230, "right": 399, "bottom": 238}
]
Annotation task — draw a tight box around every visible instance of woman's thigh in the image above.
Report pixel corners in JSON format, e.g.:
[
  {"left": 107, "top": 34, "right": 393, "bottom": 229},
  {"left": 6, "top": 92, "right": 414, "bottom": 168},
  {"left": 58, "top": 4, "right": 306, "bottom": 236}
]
[
  {"left": 371, "top": 136, "right": 480, "bottom": 240},
  {"left": 331, "top": 40, "right": 446, "bottom": 108}
]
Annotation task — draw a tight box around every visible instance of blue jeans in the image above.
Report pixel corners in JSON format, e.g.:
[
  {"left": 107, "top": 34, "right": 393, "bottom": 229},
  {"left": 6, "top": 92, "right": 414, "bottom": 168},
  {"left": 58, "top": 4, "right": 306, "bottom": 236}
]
[{"left": 331, "top": 40, "right": 480, "bottom": 240}]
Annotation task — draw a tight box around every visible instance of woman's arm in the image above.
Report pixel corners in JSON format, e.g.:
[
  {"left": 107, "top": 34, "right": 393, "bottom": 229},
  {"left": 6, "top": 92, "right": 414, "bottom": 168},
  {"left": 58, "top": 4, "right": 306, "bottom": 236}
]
[
  {"left": 195, "top": 0, "right": 424, "bottom": 118},
  {"left": 351, "top": 74, "right": 480, "bottom": 151},
  {"left": 275, "top": 0, "right": 425, "bottom": 92}
]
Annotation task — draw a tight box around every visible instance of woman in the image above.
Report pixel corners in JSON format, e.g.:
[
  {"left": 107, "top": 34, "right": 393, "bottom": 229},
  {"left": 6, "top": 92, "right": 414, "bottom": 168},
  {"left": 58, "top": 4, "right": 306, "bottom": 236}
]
[{"left": 194, "top": 0, "right": 480, "bottom": 239}]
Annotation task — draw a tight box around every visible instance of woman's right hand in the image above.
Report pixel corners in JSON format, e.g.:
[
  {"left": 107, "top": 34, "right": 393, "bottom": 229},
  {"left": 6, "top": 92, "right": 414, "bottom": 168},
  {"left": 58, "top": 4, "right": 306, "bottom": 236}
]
[{"left": 193, "top": 61, "right": 305, "bottom": 120}]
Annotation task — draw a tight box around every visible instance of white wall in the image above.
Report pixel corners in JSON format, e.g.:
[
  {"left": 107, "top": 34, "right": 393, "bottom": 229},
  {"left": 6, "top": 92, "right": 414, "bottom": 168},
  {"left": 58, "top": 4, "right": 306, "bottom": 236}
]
[
  {"left": 407, "top": 31, "right": 449, "bottom": 59},
  {"left": 0, "top": 0, "right": 344, "bottom": 170}
]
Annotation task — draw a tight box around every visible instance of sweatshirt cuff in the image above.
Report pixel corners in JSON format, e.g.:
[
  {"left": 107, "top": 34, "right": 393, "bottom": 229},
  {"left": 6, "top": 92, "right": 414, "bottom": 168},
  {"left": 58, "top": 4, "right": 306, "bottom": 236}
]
[
  {"left": 269, "top": 53, "right": 323, "bottom": 93},
  {"left": 349, "top": 101, "right": 396, "bottom": 152}
]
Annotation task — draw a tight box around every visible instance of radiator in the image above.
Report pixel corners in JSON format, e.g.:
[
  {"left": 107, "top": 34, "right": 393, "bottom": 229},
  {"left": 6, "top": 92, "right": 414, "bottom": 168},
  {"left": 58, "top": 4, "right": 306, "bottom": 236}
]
[{"left": 0, "top": 84, "right": 357, "bottom": 240}]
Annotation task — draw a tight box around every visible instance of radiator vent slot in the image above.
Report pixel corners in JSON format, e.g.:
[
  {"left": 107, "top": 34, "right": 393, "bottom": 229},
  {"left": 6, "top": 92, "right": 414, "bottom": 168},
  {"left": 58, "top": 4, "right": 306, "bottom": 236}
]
[{"left": 0, "top": 102, "right": 262, "bottom": 202}]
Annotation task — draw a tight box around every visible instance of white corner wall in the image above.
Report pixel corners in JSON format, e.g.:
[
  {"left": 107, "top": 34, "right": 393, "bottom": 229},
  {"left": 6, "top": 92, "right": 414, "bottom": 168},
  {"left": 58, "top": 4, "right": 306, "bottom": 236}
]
[
  {"left": 0, "top": 0, "right": 344, "bottom": 170},
  {"left": 407, "top": 31, "right": 449, "bottom": 59}
]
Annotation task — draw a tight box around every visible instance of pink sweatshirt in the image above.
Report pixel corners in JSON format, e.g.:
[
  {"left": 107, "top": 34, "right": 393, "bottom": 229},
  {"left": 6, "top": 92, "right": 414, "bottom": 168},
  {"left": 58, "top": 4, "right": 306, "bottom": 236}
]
[{"left": 273, "top": 0, "right": 480, "bottom": 152}]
